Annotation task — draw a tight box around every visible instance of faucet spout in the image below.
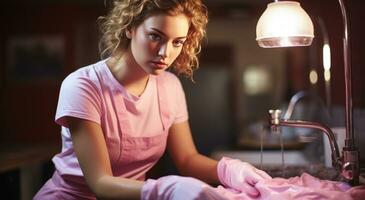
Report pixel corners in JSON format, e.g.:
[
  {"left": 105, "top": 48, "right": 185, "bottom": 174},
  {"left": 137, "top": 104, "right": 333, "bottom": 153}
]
[{"left": 268, "top": 109, "right": 345, "bottom": 178}]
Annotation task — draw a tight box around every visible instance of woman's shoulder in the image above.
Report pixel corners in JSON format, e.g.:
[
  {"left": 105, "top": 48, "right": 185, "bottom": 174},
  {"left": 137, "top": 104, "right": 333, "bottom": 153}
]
[
  {"left": 157, "top": 71, "right": 185, "bottom": 95},
  {"left": 60, "top": 61, "right": 107, "bottom": 93},
  {"left": 63, "top": 60, "right": 105, "bottom": 85},
  {"left": 158, "top": 71, "right": 181, "bottom": 84}
]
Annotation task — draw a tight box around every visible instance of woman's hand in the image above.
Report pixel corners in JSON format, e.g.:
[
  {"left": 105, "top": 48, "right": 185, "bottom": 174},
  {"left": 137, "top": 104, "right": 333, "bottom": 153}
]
[
  {"left": 142, "top": 175, "right": 227, "bottom": 200},
  {"left": 217, "top": 157, "right": 272, "bottom": 197}
]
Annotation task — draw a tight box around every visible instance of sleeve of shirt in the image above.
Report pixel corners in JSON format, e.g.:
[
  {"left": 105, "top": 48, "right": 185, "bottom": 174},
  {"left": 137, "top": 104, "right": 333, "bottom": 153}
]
[
  {"left": 170, "top": 74, "right": 189, "bottom": 124},
  {"left": 55, "top": 73, "right": 102, "bottom": 128}
]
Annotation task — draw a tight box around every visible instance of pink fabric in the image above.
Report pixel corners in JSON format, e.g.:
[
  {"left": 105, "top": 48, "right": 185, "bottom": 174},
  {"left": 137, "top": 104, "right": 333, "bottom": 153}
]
[
  {"left": 214, "top": 173, "right": 365, "bottom": 200},
  {"left": 33, "top": 171, "right": 96, "bottom": 200},
  {"left": 36, "top": 60, "right": 188, "bottom": 199}
]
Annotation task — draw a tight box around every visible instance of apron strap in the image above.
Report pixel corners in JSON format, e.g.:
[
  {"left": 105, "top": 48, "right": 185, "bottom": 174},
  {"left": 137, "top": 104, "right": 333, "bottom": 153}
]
[{"left": 156, "top": 75, "right": 169, "bottom": 131}]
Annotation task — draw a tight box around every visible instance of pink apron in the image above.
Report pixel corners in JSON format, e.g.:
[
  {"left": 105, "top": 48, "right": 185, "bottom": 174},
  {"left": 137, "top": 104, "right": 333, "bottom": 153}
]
[
  {"left": 34, "top": 76, "right": 171, "bottom": 200},
  {"left": 110, "top": 76, "right": 170, "bottom": 180}
]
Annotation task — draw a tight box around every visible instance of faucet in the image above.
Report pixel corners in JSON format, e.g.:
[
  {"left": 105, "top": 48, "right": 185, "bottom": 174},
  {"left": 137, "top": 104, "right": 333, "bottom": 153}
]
[
  {"left": 283, "top": 91, "right": 329, "bottom": 121},
  {"left": 257, "top": 0, "right": 360, "bottom": 185},
  {"left": 268, "top": 109, "right": 359, "bottom": 185}
]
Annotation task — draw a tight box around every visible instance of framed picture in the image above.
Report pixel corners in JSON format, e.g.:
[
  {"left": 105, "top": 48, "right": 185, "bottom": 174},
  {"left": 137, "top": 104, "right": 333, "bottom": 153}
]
[{"left": 6, "top": 35, "right": 64, "bottom": 82}]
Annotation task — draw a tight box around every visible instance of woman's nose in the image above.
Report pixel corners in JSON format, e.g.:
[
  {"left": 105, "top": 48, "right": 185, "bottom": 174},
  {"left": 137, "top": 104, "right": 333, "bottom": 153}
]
[{"left": 158, "top": 43, "right": 171, "bottom": 58}]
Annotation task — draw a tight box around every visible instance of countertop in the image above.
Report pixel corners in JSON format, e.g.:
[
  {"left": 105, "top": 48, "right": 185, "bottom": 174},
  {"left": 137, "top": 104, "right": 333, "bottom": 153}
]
[{"left": 0, "top": 142, "right": 60, "bottom": 173}]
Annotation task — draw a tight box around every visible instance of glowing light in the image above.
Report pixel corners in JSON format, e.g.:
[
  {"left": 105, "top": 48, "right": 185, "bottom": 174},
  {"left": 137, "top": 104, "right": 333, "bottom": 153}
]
[
  {"left": 324, "top": 69, "right": 331, "bottom": 82},
  {"left": 309, "top": 69, "right": 318, "bottom": 85},
  {"left": 323, "top": 43, "right": 331, "bottom": 70},
  {"left": 243, "top": 66, "right": 271, "bottom": 95},
  {"left": 256, "top": 1, "right": 314, "bottom": 48},
  {"left": 279, "top": 37, "right": 291, "bottom": 46}
]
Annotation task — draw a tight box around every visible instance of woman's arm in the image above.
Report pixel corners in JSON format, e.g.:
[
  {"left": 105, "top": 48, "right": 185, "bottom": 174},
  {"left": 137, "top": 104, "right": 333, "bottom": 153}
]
[
  {"left": 167, "top": 120, "right": 219, "bottom": 184},
  {"left": 167, "top": 121, "right": 272, "bottom": 197},
  {"left": 68, "top": 117, "right": 143, "bottom": 200}
]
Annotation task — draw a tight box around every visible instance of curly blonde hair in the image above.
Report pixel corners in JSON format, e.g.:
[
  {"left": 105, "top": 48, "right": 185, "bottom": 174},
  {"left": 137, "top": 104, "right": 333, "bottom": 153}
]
[{"left": 98, "top": 0, "right": 208, "bottom": 78}]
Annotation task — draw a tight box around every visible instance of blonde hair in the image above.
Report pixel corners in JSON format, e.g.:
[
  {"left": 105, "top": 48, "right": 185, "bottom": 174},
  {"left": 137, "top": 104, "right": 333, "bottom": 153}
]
[{"left": 98, "top": 0, "right": 208, "bottom": 78}]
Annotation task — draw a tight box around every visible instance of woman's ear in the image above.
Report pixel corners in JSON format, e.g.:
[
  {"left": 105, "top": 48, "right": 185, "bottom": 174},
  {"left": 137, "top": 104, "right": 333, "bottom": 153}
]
[{"left": 126, "top": 29, "right": 132, "bottom": 39}]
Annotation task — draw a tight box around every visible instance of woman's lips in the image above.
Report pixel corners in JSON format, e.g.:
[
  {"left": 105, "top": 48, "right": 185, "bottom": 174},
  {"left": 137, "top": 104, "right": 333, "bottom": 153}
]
[{"left": 151, "top": 61, "right": 168, "bottom": 69}]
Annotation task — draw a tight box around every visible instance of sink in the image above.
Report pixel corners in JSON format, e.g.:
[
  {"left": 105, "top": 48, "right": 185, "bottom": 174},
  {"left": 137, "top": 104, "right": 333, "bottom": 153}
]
[
  {"left": 211, "top": 150, "right": 311, "bottom": 166},
  {"left": 211, "top": 150, "right": 341, "bottom": 181},
  {"left": 262, "top": 165, "right": 341, "bottom": 181},
  {"left": 211, "top": 150, "right": 365, "bottom": 184}
]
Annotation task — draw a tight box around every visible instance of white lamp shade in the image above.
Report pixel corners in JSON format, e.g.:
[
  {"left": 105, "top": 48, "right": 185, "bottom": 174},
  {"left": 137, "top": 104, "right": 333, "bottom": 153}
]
[{"left": 256, "top": 1, "right": 314, "bottom": 48}]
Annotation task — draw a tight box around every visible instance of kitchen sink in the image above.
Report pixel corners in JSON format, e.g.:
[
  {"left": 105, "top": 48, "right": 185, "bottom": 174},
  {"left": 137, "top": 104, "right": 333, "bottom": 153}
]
[{"left": 211, "top": 150, "right": 341, "bottom": 181}]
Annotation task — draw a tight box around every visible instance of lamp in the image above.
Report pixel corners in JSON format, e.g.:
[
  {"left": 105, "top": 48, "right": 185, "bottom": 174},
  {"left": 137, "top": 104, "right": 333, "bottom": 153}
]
[
  {"left": 256, "top": 1, "right": 314, "bottom": 48},
  {"left": 256, "top": 0, "right": 360, "bottom": 184}
]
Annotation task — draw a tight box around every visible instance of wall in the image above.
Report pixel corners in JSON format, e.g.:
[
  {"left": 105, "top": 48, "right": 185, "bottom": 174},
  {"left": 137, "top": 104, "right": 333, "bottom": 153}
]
[
  {"left": 205, "top": 15, "right": 288, "bottom": 130},
  {"left": 0, "top": 3, "right": 103, "bottom": 143}
]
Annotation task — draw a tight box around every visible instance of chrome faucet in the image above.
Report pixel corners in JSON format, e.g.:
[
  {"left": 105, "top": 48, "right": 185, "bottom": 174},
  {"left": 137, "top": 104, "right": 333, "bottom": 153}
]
[
  {"left": 283, "top": 91, "right": 328, "bottom": 120},
  {"left": 268, "top": 109, "right": 359, "bottom": 184},
  {"left": 284, "top": 91, "right": 309, "bottom": 120},
  {"left": 262, "top": 0, "right": 361, "bottom": 185}
]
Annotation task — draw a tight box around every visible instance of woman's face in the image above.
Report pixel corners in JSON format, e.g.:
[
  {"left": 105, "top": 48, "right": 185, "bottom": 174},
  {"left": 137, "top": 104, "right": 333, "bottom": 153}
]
[{"left": 128, "top": 13, "right": 190, "bottom": 76}]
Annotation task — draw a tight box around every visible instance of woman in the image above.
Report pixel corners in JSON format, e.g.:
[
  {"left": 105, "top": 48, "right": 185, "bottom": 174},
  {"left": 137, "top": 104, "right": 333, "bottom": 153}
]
[{"left": 34, "top": 0, "right": 271, "bottom": 199}]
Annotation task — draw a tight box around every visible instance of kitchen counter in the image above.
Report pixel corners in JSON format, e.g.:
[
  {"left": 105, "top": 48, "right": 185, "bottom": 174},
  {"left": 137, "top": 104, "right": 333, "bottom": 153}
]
[
  {"left": 0, "top": 142, "right": 59, "bottom": 173},
  {"left": 0, "top": 142, "right": 60, "bottom": 200}
]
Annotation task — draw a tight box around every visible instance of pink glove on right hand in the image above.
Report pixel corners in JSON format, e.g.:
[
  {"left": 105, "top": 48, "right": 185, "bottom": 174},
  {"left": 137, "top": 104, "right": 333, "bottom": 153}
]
[
  {"left": 217, "top": 157, "right": 272, "bottom": 197},
  {"left": 141, "top": 175, "right": 228, "bottom": 200}
]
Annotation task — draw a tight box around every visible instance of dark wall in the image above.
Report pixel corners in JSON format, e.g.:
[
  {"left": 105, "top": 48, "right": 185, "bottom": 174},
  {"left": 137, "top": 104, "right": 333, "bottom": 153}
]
[
  {"left": 288, "top": 0, "right": 365, "bottom": 108},
  {"left": 0, "top": 3, "right": 104, "bottom": 143}
]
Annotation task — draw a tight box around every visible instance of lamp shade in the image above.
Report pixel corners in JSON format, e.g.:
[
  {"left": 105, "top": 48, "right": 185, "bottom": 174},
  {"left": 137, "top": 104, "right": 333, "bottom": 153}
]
[{"left": 256, "top": 1, "right": 314, "bottom": 48}]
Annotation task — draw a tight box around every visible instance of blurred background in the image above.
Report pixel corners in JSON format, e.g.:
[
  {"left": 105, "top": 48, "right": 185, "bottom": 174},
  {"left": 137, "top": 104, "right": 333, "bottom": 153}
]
[{"left": 1, "top": 0, "right": 365, "bottom": 199}]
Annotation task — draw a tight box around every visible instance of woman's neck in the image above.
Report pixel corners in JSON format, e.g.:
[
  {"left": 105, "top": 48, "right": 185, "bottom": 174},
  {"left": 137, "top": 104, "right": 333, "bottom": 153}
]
[{"left": 107, "top": 52, "right": 150, "bottom": 97}]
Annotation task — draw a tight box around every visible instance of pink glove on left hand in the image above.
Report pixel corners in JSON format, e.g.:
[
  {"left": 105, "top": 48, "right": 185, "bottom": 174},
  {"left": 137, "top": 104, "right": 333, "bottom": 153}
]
[{"left": 217, "top": 157, "right": 272, "bottom": 197}]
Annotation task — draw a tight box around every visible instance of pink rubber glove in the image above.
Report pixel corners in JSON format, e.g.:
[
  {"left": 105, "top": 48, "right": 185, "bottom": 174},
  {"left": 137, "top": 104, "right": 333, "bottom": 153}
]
[
  {"left": 217, "top": 157, "right": 272, "bottom": 197},
  {"left": 141, "top": 175, "right": 228, "bottom": 200}
]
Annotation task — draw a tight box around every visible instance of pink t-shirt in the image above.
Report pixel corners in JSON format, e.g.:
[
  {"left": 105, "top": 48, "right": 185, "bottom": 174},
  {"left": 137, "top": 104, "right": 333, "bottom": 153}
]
[{"left": 52, "top": 59, "right": 188, "bottom": 179}]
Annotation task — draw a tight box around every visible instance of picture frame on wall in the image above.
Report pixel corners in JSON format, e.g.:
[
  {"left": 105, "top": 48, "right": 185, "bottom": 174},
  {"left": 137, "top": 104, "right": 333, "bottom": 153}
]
[{"left": 6, "top": 35, "right": 64, "bottom": 82}]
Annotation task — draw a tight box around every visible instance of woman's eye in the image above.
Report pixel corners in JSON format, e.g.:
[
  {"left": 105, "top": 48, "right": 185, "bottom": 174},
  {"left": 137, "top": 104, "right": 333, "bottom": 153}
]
[
  {"left": 173, "top": 40, "right": 185, "bottom": 47},
  {"left": 148, "top": 33, "right": 161, "bottom": 41}
]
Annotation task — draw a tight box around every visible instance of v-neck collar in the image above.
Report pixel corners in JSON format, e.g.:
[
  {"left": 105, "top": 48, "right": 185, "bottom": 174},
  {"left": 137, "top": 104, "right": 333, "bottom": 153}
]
[
  {"left": 102, "top": 59, "right": 155, "bottom": 102},
  {"left": 98, "top": 59, "right": 169, "bottom": 133}
]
